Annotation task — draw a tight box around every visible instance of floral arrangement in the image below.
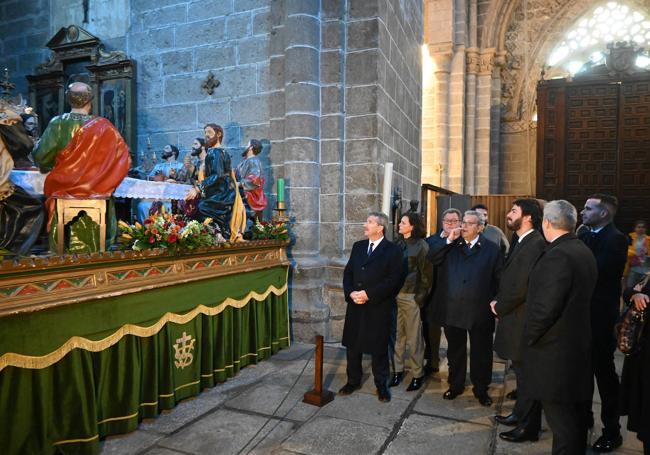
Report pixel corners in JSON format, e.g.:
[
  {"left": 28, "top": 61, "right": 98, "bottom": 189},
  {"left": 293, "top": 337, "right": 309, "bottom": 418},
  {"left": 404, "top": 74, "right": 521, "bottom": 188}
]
[
  {"left": 118, "top": 209, "right": 223, "bottom": 252},
  {"left": 251, "top": 220, "right": 290, "bottom": 241}
]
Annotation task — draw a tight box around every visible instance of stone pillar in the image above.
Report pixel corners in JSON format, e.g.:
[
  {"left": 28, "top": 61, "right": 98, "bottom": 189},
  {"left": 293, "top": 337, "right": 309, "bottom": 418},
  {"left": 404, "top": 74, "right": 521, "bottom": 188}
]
[
  {"left": 490, "top": 51, "right": 506, "bottom": 193},
  {"left": 474, "top": 48, "right": 495, "bottom": 194},
  {"left": 431, "top": 48, "right": 453, "bottom": 189},
  {"left": 464, "top": 48, "right": 479, "bottom": 193}
]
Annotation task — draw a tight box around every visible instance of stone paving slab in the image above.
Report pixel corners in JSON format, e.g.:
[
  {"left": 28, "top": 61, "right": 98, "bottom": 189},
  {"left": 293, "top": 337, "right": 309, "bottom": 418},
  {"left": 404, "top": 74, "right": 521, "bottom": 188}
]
[
  {"left": 385, "top": 413, "right": 492, "bottom": 454},
  {"left": 280, "top": 415, "right": 388, "bottom": 455}
]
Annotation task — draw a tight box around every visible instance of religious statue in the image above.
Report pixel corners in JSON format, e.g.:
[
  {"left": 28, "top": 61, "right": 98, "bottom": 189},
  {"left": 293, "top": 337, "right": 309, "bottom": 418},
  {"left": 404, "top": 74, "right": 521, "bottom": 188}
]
[
  {"left": 20, "top": 113, "right": 39, "bottom": 145},
  {"left": 235, "top": 139, "right": 267, "bottom": 220},
  {"left": 32, "top": 82, "right": 131, "bottom": 252},
  {"left": 0, "top": 107, "right": 35, "bottom": 170},
  {"left": 177, "top": 137, "right": 206, "bottom": 217},
  {"left": 0, "top": 99, "right": 45, "bottom": 256},
  {"left": 136, "top": 144, "right": 184, "bottom": 221},
  {"left": 185, "top": 124, "right": 236, "bottom": 237},
  {"left": 176, "top": 138, "right": 203, "bottom": 184}
]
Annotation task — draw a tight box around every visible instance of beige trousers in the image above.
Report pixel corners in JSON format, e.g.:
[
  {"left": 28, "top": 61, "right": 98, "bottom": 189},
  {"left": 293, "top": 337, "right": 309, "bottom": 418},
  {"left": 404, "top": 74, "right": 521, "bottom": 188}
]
[{"left": 393, "top": 292, "right": 424, "bottom": 378}]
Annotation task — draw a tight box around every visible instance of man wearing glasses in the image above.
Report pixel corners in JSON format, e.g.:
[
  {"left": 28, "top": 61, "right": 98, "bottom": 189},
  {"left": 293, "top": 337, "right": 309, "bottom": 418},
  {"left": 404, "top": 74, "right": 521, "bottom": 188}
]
[
  {"left": 423, "top": 208, "right": 462, "bottom": 376},
  {"left": 427, "top": 210, "right": 503, "bottom": 406}
]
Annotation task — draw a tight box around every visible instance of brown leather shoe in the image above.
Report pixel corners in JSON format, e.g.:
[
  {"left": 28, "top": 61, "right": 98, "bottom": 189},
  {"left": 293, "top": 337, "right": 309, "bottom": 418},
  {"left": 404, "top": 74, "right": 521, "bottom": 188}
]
[{"left": 377, "top": 386, "right": 391, "bottom": 402}]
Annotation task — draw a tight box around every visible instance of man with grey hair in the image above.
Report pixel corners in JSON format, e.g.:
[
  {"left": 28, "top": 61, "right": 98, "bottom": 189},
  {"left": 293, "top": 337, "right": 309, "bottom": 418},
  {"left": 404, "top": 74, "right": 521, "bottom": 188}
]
[
  {"left": 428, "top": 209, "right": 503, "bottom": 406},
  {"left": 423, "top": 207, "right": 462, "bottom": 375},
  {"left": 521, "top": 200, "right": 597, "bottom": 454},
  {"left": 340, "top": 211, "right": 404, "bottom": 403}
]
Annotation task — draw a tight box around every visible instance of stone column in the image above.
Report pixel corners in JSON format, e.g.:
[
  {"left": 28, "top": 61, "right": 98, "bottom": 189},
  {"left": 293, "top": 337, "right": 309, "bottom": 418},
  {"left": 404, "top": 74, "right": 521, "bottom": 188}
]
[
  {"left": 431, "top": 47, "right": 453, "bottom": 189},
  {"left": 474, "top": 49, "right": 495, "bottom": 194},
  {"left": 464, "top": 47, "right": 479, "bottom": 193},
  {"left": 489, "top": 50, "right": 506, "bottom": 193}
]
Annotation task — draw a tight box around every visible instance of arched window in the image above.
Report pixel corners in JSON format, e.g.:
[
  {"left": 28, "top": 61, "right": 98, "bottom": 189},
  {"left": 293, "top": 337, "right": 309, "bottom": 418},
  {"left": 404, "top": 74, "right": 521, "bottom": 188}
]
[{"left": 547, "top": 2, "right": 650, "bottom": 74}]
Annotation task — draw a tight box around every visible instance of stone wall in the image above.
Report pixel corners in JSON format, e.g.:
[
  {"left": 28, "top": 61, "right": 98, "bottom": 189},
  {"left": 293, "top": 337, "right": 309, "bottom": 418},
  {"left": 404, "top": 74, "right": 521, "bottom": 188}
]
[{"left": 0, "top": 0, "right": 52, "bottom": 95}]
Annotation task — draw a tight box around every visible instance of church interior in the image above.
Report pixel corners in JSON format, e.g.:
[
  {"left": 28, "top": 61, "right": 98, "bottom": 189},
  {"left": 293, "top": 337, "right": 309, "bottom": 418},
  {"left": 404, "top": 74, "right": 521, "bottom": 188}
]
[{"left": 1, "top": 0, "right": 649, "bottom": 453}]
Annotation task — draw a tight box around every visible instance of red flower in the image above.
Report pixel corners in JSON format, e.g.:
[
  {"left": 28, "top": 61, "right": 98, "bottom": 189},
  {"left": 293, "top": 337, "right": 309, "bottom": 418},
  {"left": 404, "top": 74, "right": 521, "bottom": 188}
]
[
  {"left": 177, "top": 221, "right": 186, "bottom": 228},
  {"left": 168, "top": 234, "right": 178, "bottom": 244},
  {"left": 149, "top": 236, "right": 155, "bottom": 244},
  {"left": 144, "top": 219, "right": 152, "bottom": 225}
]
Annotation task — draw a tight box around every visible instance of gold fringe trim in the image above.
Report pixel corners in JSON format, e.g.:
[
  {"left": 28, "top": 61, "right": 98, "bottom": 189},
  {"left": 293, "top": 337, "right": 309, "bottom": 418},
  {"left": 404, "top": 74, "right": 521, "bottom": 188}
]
[
  {"left": 0, "top": 283, "right": 288, "bottom": 372},
  {"left": 53, "top": 434, "right": 99, "bottom": 446}
]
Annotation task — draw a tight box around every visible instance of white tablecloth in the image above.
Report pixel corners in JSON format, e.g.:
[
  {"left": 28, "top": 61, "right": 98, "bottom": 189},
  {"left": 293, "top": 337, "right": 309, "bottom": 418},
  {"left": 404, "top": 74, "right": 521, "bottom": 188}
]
[{"left": 9, "top": 170, "right": 192, "bottom": 200}]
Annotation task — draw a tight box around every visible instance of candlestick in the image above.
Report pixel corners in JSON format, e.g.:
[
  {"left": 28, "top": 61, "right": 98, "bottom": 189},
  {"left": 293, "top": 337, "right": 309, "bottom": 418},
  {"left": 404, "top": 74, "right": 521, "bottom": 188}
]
[
  {"left": 277, "top": 178, "right": 285, "bottom": 203},
  {"left": 381, "top": 163, "right": 393, "bottom": 216}
]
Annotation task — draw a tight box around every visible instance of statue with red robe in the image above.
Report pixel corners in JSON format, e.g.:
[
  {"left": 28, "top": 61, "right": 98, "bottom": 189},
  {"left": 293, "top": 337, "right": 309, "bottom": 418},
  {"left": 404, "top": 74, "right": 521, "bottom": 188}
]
[
  {"left": 33, "top": 82, "right": 131, "bottom": 253},
  {"left": 235, "top": 139, "right": 267, "bottom": 220}
]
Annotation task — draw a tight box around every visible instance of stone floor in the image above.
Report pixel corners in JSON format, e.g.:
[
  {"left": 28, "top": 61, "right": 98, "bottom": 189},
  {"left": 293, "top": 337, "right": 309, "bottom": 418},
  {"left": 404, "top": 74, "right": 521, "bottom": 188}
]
[{"left": 100, "top": 342, "right": 644, "bottom": 455}]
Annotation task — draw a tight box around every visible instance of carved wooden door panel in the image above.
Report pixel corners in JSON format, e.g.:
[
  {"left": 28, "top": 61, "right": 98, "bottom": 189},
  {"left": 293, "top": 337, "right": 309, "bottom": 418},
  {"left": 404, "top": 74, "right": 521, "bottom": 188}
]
[
  {"left": 565, "top": 83, "right": 619, "bottom": 206},
  {"left": 536, "top": 85, "right": 566, "bottom": 202},
  {"left": 618, "top": 79, "right": 650, "bottom": 230}
]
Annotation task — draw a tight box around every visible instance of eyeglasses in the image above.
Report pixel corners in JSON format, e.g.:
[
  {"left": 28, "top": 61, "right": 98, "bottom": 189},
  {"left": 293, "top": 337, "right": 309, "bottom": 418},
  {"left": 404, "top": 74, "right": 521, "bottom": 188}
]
[
  {"left": 461, "top": 221, "right": 478, "bottom": 226},
  {"left": 443, "top": 219, "right": 459, "bottom": 224}
]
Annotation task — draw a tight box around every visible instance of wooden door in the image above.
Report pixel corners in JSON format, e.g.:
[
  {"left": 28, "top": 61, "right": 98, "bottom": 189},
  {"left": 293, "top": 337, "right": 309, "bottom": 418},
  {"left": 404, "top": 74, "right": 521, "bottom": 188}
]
[{"left": 537, "top": 75, "right": 650, "bottom": 232}]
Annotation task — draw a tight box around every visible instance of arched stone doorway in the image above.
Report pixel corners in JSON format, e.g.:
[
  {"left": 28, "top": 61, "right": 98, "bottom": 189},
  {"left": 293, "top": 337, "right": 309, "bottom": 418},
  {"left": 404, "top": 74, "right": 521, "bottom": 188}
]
[{"left": 422, "top": 0, "right": 650, "bottom": 196}]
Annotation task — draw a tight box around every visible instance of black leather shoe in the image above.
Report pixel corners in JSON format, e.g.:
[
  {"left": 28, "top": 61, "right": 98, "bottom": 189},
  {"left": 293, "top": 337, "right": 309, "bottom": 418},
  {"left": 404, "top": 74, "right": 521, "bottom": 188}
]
[
  {"left": 389, "top": 372, "right": 404, "bottom": 388},
  {"left": 406, "top": 376, "right": 425, "bottom": 391},
  {"left": 338, "top": 383, "right": 361, "bottom": 396},
  {"left": 424, "top": 364, "right": 439, "bottom": 376},
  {"left": 505, "top": 389, "right": 517, "bottom": 400},
  {"left": 476, "top": 394, "right": 493, "bottom": 407},
  {"left": 443, "top": 388, "right": 463, "bottom": 400},
  {"left": 499, "top": 426, "right": 539, "bottom": 443},
  {"left": 377, "top": 387, "right": 391, "bottom": 402},
  {"left": 495, "top": 413, "right": 519, "bottom": 426},
  {"left": 592, "top": 434, "right": 623, "bottom": 453}
]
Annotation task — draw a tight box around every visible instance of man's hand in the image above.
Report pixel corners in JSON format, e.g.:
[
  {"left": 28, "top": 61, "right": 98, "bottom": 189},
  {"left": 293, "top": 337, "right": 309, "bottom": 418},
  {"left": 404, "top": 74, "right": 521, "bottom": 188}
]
[
  {"left": 350, "top": 290, "right": 369, "bottom": 305},
  {"left": 447, "top": 227, "right": 461, "bottom": 242},
  {"left": 631, "top": 293, "right": 649, "bottom": 311},
  {"left": 489, "top": 300, "right": 498, "bottom": 316}
]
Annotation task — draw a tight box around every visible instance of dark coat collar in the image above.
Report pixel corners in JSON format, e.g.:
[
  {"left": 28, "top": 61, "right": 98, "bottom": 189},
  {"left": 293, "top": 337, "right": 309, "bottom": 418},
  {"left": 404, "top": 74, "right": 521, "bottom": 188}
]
[
  {"left": 362, "top": 237, "right": 390, "bottom": 264},
  {"left": 545, "top": 232, "right": 576, "bottom": 251}
]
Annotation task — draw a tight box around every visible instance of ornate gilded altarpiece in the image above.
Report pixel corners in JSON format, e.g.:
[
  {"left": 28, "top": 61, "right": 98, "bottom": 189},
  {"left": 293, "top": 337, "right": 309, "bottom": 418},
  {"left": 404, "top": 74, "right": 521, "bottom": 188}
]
[{"left": 26, "top": 25, "right": 136, "bottom": 159}]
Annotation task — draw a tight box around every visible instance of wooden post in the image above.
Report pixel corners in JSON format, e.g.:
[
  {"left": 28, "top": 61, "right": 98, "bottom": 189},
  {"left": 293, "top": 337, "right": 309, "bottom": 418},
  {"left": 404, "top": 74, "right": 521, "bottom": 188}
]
[{"left": 303, "top": 335, "right": 334, "bottom": 407}]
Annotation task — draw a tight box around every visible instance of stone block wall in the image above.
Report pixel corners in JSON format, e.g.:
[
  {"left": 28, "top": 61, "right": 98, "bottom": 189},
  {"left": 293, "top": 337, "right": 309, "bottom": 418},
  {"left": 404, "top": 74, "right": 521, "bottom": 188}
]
[{"left": 0, "top": 0, "right": 52, "bottom": 95}]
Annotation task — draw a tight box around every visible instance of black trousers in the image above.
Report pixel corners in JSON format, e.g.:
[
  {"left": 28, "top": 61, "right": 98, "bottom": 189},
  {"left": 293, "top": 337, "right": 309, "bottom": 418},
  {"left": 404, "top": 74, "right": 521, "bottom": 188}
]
[
  {"left": 542, "top": 400, "right": 588, "bottom": 455},
  {"left": 511, "top": 361, "right": 541, "bottom": 432},
  {"left": 346, "top": 347, "right": 389, "bottom": 389},
  {"left": 590, "top": 319, "right": 621, "bottom": 437},
  {"left": 421, "top": 306, "right": 441, "bottom": 367},
  {"left": 444, "top": 324, "right": 493, "bottom": 394}
]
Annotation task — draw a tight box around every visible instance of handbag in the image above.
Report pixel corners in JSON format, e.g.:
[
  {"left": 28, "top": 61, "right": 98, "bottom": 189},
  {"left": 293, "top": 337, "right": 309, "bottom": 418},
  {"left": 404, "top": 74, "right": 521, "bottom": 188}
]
[
  {"left": 616, "top": 305, "right": 646, "bottom": 355},
  {"left": 616, "top": 275, "right": 649, "bottom": 355}
]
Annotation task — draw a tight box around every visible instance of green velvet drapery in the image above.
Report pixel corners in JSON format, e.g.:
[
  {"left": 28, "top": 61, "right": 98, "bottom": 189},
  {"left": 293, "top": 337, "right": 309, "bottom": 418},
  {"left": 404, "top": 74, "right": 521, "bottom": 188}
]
[{"left": 0, "top": 266, "right": 290, "bottom": 454}]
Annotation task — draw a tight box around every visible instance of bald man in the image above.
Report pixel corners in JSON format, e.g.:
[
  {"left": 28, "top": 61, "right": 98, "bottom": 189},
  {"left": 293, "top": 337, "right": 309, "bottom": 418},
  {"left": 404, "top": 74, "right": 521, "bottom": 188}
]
[{"left": 33, "top": 82, "right": 131, "bottom": 253}]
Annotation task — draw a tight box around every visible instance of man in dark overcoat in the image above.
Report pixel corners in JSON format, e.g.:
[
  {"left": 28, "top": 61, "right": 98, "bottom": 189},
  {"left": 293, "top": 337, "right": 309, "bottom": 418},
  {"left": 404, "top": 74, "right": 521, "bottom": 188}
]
[
  {"left": 340, "top": 211, "right": 404, "bottom": 403},
  {"left": 423, "top": 207, "right": 462, "bottom": 375},
  {"left": 578, "top": 193, "right": 628, "bottom": 452},
  {"left": 522, "top": 199, "right": 597, "bottom": 455},
  {"left": 491, "top": 199, "right": 546, "bottom": 442},
  {"left": 428, "top": 210, "right": 503, "bottom": 406}
]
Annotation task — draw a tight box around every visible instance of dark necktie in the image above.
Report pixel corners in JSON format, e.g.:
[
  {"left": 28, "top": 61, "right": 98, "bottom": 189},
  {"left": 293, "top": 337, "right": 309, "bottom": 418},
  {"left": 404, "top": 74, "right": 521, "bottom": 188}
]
[{"left": 368, "top": 242, "right": 374, "bottom": 256}]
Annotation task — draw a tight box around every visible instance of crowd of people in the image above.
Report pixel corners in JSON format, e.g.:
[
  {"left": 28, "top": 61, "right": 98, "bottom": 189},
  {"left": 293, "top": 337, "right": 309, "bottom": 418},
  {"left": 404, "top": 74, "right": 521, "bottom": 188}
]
[{"left": 340, "top": 195, "right": 649, "bottom": 455}]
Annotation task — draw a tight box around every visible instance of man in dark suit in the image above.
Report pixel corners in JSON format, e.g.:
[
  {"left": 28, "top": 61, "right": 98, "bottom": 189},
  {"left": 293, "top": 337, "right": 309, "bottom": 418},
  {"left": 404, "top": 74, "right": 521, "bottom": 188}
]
[
  {"left": 578, "top": 193, "right": 628, "bottom": 452},
  {"left": 428, "top": 210, "right": 503, "bottom": 406},
  {"left": 522, "top": 199, "right": 597, "bottom": 454},
  {"left": 491, "top": 199, "right": 546, "bottom": 442},
  {"left": 340, "top": 211, "right": 404, "bottom": 403},
  {"left": 423, "top": 208, "right": 462, "bottom": 375}
]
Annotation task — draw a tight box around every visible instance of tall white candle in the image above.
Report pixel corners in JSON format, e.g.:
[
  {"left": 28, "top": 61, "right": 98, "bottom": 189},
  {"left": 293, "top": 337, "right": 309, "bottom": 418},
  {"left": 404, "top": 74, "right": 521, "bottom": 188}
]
[{"left": 381, "top": 162, "right": 393, "bottom": 216}]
